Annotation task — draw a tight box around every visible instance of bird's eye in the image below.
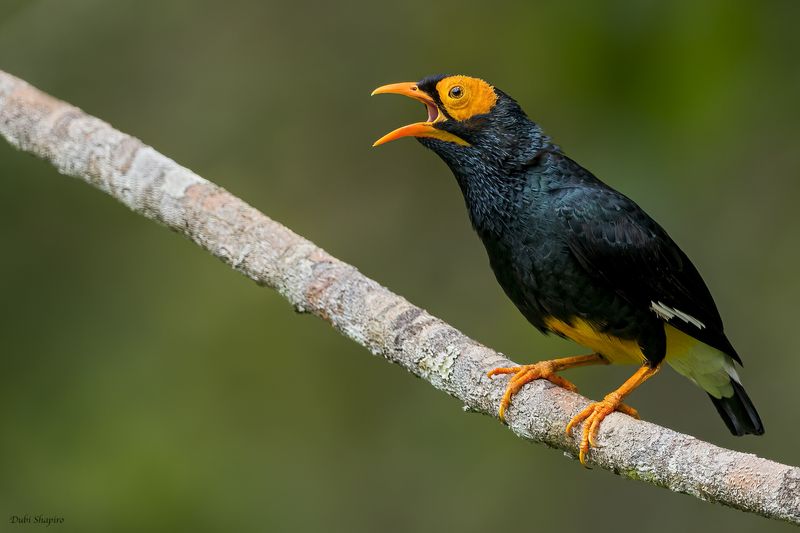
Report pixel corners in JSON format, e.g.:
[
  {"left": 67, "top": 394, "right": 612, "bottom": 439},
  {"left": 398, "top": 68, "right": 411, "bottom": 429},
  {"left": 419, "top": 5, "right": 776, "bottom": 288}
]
[{"left": 448, "top": 86, "right": 464, "bottom": 99}]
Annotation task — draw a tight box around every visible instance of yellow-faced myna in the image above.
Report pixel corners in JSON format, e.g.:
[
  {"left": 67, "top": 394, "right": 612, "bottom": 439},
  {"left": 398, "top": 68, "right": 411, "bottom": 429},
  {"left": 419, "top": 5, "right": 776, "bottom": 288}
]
[{"left": 372, "top": 74, "right": 763, "bottom": 464}]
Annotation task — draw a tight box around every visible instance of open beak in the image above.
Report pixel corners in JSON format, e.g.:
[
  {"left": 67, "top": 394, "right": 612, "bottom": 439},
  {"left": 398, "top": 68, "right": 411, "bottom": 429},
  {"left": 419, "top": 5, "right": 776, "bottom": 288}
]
[{"left": 371, "top": 82, "right": 468, "bottom": 147}]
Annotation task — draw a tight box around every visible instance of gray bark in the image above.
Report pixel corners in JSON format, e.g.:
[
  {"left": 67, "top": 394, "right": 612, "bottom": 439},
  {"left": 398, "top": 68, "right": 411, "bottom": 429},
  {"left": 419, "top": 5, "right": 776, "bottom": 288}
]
[{"left": 1, "top": 69, "right": 797, "bottom": 525}]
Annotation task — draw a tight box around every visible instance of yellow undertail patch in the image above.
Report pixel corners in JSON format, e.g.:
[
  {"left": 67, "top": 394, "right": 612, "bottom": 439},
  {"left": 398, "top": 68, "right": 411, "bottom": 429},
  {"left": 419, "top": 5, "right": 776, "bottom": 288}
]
[{"left": 664, "top": 325, "right": 735, "bottom": 398}]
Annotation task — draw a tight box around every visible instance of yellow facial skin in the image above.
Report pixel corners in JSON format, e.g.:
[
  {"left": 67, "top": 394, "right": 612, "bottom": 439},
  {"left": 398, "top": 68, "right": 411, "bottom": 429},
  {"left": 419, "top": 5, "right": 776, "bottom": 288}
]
[
  {"left": 434, "top": 76, "right": 498, "bottom": 122},
  {"left": 371, "top": 75, "right": 498, "bottom": 147}
]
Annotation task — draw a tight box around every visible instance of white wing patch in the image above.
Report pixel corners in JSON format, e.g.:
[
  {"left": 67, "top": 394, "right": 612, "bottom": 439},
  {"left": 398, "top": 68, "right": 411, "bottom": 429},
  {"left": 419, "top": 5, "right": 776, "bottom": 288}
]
[{"left": 650, "top": 301, "right": 706, "bottom": 330}]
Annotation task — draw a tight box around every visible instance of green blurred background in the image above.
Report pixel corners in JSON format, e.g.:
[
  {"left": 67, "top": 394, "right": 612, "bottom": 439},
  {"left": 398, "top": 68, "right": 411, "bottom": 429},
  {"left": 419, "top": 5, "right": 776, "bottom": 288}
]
[{"left": 1, "top": 1, "right": 798, "bottom": 531}]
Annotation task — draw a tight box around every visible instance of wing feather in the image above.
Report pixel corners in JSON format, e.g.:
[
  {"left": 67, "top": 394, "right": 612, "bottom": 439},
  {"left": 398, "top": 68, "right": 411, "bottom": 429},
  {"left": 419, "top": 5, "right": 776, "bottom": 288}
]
[{"left": 554, "top": 178, "right": 740, "bottom": 363}]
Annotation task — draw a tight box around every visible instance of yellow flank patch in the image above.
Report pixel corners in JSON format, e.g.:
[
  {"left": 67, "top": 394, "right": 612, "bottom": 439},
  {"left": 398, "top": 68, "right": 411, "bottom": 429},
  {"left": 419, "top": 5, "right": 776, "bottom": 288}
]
[
  {"left": 544, "top": 317, "right": 645, "bottom": 365},
  {"left": 435, "top": 75, "right": 498, "bottom": 121}
]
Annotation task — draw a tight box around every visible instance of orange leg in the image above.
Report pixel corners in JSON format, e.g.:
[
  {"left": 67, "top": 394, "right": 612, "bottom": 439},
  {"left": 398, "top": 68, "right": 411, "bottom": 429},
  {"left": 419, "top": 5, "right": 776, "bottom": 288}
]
[
  {"left": 487, "top": 354, "right": 608, "bottom": 421},
  {"left": 566, "top": 364, "right": 660, "bottom": 466}
]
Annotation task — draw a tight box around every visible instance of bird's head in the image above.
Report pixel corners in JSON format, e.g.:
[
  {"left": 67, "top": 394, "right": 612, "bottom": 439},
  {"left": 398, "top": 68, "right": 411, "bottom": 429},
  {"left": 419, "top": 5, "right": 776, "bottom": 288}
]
[{"left": 372, "top": 74, "right": 547, "bottom": 173}]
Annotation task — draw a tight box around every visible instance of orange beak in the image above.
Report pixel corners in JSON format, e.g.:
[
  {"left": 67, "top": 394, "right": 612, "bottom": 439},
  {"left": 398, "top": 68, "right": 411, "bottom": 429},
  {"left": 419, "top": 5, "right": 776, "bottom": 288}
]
[{"left": 371, "top": 82, "right": 469, "bottom": 147}]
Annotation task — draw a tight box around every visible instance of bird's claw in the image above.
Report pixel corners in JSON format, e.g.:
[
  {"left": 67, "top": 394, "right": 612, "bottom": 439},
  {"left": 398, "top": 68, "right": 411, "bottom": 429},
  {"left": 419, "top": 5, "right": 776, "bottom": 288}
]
[
  {"left": 488, "top": 362, "right": 579, "bottom": 421},
  {"left": 565, "top": 394, "right": 639, "bottom": 467}
]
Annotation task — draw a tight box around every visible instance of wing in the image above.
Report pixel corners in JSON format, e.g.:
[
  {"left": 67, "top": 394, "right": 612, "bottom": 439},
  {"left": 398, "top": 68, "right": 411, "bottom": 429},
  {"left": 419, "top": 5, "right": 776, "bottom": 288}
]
[{"left": 553, "top": 178, "right": 741, "bottom": 364}]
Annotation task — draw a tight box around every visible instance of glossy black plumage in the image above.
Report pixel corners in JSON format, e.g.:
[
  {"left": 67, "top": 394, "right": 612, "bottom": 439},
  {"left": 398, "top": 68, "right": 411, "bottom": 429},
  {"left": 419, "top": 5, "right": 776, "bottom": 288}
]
[{"left": 412, "top": 75, "right": 763, "bottom": 435}]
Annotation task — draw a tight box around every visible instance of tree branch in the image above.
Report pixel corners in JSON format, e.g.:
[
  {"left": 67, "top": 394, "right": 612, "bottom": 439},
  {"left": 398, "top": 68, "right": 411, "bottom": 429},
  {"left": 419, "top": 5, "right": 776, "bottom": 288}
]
[{"left": 1, "top": 69, "right": 797, "bottom": 525}]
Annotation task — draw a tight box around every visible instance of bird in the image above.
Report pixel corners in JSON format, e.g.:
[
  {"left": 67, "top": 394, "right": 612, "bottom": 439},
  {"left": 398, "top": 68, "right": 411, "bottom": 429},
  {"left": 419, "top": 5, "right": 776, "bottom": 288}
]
[{"left": 371, "top": 74, "right": 764, "bottom": 465}]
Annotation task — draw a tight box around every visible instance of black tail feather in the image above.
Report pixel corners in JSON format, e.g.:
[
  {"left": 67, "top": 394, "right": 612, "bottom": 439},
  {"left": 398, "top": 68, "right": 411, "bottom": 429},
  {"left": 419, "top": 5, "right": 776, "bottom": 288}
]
[{"left": 709, "top": 380, "right": 764, "bottom": 436}]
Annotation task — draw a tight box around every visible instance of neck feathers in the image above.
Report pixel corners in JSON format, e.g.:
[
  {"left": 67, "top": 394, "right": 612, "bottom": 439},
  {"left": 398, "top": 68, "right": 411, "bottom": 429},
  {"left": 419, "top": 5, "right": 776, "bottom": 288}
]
[{"left": 422, "top": 117, "right": 556, "bottom": 237}]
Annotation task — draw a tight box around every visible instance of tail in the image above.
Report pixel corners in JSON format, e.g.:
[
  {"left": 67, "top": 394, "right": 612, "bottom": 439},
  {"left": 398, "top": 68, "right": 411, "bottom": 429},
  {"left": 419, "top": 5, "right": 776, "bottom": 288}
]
[
  {"left": 665, "top": 326, "right": 764, "bottom": 436},
  {"left": 708, "top": 380, "right": 764, "bottom": 436}
]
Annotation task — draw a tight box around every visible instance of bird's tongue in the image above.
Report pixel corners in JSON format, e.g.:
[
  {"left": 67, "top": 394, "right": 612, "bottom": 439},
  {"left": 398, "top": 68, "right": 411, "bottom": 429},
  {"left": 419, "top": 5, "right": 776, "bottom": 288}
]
[{"left": 426, "top": 102, "right": 439, "bottom": 123}]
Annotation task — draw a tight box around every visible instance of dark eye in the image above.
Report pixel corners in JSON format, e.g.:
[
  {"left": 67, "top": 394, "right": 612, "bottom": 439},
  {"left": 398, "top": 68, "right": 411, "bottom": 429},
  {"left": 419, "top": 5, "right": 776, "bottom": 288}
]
[{"left": 448, "top": 86, "right": 463, "bottom": 99}]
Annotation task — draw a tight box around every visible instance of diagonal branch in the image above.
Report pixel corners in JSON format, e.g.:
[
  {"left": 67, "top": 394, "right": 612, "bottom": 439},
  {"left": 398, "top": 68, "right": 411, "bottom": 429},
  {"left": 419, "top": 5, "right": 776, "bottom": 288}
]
[{"left": 1, "top": 69, "right": 797, "bottom": 525}]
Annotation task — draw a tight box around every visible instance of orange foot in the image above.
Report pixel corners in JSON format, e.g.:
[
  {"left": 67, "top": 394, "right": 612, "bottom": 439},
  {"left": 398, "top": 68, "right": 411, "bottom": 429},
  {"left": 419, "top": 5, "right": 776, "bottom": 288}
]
[
  {"left": 565, "top": 392, "right": 640, "bottom": 466},
  {"left": 487, "top": 361, "right": 578, "bottom": 421}
]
